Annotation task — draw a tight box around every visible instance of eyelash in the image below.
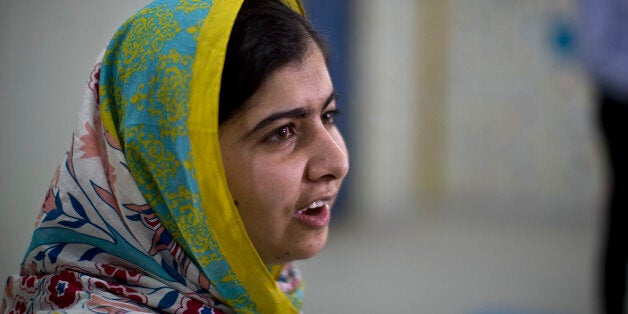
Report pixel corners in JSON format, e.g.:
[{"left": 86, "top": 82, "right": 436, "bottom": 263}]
[
  {"left": 264, "top": 109, "right": 341, "bottom": 144},
  {"left": 322, "top": 109, "right": 340, "bottom": 125},
  {"left": 266, "top": 124, "right": 296, "bottom": 144}
]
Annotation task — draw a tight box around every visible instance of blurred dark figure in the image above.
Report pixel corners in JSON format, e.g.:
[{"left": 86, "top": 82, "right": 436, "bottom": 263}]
[{"left": 579, "top": 0, "right": 628, "bottom": 313}]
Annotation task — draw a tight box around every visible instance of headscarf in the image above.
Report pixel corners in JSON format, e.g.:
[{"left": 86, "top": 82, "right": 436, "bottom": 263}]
[{"left": 2, "top": 0, "right": 307, "bottom": 313}]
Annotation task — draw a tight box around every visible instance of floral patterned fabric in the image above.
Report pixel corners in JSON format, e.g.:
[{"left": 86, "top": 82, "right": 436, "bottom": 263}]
[{"left": 2, "top": 0, "right": 305, "bottom": 313}]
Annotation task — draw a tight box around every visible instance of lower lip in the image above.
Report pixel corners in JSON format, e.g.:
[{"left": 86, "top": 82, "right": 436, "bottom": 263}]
[{"left": 294, "top": 204, "right": 331, "bottom": 228}]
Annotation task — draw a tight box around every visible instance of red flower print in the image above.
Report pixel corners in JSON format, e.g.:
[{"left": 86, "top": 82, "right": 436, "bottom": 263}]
[
  {"left": 91, "top": 280, "right": 147, "bottom": 305},
  {"left": 96, "top": 264, "right": 142, "bottom": 284},
  {"left": 89, "top": 63, "right": 101, "bottom": 103},
  {"left": 46, "top": 270, "right": 83, "bottom": 309},
  {"left": 86, "top": 294, "right": 149, "bottom": 313},
  {"left": 176, "top": 296, "right": 210, "bottom": 314},
  {"left": 19, "top": 274, "right": 42, "bottom": 294},
  {"left": 7, "top": 296, "right": 27, "bottom": 314}
]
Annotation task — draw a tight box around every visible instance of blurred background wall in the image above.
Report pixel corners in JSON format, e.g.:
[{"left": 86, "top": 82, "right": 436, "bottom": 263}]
[
  {"left": 349, "top": 0, "right": 601, "bottom": 223},
  {"left": 1, "top": 1, "right": 604, "bottom": 313}
]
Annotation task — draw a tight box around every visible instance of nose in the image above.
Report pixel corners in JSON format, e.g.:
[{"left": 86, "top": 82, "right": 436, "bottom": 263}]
[{"left": 305, "top": 127, "right": 349, "bottom": 182}]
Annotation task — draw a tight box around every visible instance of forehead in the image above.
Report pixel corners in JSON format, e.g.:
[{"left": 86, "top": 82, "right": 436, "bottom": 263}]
[{"left": 239, "top": 45, "right": 333, "bottom": 120}]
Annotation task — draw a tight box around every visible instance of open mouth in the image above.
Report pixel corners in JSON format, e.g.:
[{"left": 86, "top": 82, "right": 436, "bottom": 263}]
[
  {"left": 294, "top": 200, "right": 331, "bottom": 228},
  {"left": 302, "top": 206, "right": 322, "bottom": 216},
  {"left": 296, "top": 200, "right": 326, "bottom": 216}
]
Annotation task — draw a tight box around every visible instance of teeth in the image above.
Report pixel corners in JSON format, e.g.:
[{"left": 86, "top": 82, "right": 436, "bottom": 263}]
[
  {"left": 298, "top": 200, "right": 327, "bottom": 213},
  {"left": 309, "top": 200, "right": 325, "bottom": 209}
]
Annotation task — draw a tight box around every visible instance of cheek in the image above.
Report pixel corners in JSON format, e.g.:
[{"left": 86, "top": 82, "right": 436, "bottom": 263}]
[
  {"left": 231, "top": 155, "right": 305, "bottom": 207},
  {"left": 250, "top": 157, "right": 304, "bottom": 198}
]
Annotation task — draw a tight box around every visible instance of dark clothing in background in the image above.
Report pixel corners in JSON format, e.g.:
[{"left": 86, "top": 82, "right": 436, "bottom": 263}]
[
  {"left": 597, "top": 90, "right": 627, "bottom": 314},
  {"left": 579, "top": 0, "right": 628, "bottom": 313}
]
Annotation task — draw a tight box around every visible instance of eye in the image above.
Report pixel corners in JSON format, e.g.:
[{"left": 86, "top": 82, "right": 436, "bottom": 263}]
[
  {"left": 266, "top": 125, "right": 295, "bottom": 143},
  {"left": 321, "top": 109, "right": 340, "bottom": 125}
]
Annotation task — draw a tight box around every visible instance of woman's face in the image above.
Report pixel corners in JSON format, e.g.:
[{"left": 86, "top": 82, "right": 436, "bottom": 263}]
[{"left": 219, "top": 43, "right": 349, "bottom": 265}]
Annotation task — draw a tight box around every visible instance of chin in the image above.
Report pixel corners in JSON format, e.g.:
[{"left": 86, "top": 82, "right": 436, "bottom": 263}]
[
  {"left": 266, "top": 228, "right": 329, "bottom": 264},
  {"left": 292, "top": 228, "right": 329, "bottom": 261}
]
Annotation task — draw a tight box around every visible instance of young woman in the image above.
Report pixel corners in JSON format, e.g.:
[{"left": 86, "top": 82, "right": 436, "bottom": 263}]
[{"left": 2, "top": 0, "right": 348, "bottom": 312}]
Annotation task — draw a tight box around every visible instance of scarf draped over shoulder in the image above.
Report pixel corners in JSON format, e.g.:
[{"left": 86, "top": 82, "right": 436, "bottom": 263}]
[{"left": 2, "top": 0, "right": 306, "bottom": 313}]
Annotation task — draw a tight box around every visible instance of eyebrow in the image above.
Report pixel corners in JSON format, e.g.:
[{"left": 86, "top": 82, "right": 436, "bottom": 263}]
[{"left": 243, "top": 91, "right": 337, "bottom": 139}]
